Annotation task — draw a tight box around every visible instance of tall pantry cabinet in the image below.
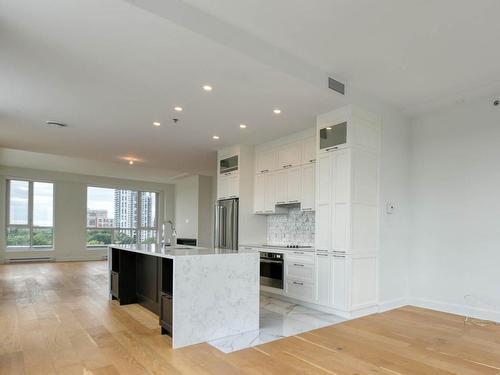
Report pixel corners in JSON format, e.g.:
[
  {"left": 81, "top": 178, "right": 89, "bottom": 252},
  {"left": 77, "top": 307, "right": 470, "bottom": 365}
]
[{"left": 315, "top": 106, "right": 381, "bottom": 318}]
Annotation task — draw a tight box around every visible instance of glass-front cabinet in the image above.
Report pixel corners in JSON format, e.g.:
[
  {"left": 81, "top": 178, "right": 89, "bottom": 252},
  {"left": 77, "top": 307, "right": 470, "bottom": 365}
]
[
  {"left": 219, "top": 155, "right": 239, "bottom": 174},
  {"left": 319, "top": 121, "right": 347, "bottom": 151}
]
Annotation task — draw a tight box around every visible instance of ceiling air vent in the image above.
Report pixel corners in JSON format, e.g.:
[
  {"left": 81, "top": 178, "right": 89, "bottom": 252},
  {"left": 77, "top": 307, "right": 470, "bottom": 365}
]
[
  {"left": 46, "top": 120, "right": 68, "bottom": 128},
  {"left": 328, "top": 77, "right": 345, "bottom": 95}
]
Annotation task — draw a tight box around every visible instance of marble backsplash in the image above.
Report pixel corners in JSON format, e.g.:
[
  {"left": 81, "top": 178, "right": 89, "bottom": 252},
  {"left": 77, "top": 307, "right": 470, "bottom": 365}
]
[{"left": 266, "top": 207, "right": 315, "bottom": 246}]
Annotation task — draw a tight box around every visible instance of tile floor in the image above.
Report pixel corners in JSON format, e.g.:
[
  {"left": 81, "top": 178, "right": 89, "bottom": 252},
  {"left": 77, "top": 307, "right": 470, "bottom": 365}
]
[{"left": 208, "top": 295, "right": 345, "bottom": 353}]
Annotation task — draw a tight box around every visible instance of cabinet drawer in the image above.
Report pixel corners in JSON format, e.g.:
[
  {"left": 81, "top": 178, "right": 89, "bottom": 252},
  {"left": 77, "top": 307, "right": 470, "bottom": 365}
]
[
  {"left": 110, "top": 271, "right": 119, "bottom": 298},
  {"left": 286, "top": 280, "right": 314, "bottom": 301},
  {"left": 286, "top": 262, "right": 315, "bottom": 282},
  {"left": 286, "top": 251, "right": 315, "bottom": 264}
]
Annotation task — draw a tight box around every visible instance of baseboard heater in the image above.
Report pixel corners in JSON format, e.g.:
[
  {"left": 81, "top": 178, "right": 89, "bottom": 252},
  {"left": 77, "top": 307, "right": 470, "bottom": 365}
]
[{"left": 6, "top": 257, "right": 56, "bottom": 264}]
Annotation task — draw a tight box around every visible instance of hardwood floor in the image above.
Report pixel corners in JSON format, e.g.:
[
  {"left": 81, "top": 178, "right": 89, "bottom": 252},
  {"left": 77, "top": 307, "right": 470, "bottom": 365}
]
[{"left": 1, "top": 261, "right": 499, "bottom": 375}]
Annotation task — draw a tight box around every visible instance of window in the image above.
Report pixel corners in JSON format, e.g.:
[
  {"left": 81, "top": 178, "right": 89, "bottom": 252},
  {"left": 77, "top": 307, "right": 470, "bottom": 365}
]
[
  {"left": 86, "top": 186, "right": 158, "bottom": 247},
  {"left": 6, "top": 180, "right": 54, "bottom": 249}
]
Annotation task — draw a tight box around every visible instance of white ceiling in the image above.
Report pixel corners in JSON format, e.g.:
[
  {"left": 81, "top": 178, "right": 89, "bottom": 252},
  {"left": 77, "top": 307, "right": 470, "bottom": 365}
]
[
  {"left": 183, "top": 0, "right": 500, "bottom": 114},
  {"left": 1, "top": 0, "right": 499, "bottom": 176}
]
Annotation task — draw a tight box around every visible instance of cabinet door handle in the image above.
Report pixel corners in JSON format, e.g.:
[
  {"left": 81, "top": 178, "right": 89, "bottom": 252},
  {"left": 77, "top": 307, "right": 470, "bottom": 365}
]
[
  {"left": 317, "top": 254, "right": 329, "bottom": 257},
  {"left": 261, "top": 169, "right": 269, "bottom": 173},
  {"left": 293, "top": 251, "right": 304, "bottom": 255},
  {"left": 333, "top": 255, "right": 346, "bottom": 258},
  {"left": 276, "top": 201, "right": 286, "bottom": 204},
  {"left": 288, "top": 200, "right": 299, "bottom": 203},
  {"left": 326, "top": 146, "right": 338, "bottom": 152},
  {"left": 292, "top": 281, "right": 304, "bottom": 286},
  {"left": 293, "top": 263, "right": 304, "bottom": 267},
  {"left": 302, "top": 208, "right": 313, "bottom": 211},
  {"left": 309, "top": 159, "right": 316, "bottom": 163}
]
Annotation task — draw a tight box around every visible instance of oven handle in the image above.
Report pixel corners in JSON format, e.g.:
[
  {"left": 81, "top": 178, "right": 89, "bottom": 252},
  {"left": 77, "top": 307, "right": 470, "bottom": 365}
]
[{"left": 260, "top": 259, "right": 283, "bottom": 264}]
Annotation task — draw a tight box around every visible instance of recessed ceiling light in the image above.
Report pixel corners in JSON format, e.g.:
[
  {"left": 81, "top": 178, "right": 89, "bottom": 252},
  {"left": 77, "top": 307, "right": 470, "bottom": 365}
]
[
  {"left": 212, "top": 135, "right": 220, "bottom": 140},
  {"left": 129, "top": 160, "right": 134, "bottom": 165},
  {"left": 153, "top": 122, "right": 161, "bottom": 127},
  {"left": 203, "top": 85, "right": 213, "bottom": 92},
  {"left": 174, "top": 106, "right": 183, "bottom": 112},
  {"left": 239, "top": 124, "right": 247, "bottom": 129},
  {"left": 326, "top": 127, "right": 332, "bottom": 130},
  {"left": 273, "top": 109, "right": 281, "bottom": 114}
]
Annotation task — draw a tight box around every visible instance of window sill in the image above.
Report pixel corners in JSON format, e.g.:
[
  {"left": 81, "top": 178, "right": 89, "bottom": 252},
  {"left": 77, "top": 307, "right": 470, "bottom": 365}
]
[{"left": 6, "top": 247, "right": 54, "bottom": 252}]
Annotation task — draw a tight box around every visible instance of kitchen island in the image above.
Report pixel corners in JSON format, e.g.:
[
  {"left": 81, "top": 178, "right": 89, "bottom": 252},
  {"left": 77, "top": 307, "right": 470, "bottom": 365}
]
[{"left": 108, "top": 244, "right": 259, "bottom": 349}]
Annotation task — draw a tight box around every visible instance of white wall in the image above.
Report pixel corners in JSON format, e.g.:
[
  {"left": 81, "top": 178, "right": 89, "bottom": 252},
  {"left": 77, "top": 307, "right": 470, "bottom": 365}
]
[
  {"left": 174, "top": 175, "right": 214, "bottom": 246},
  {"left": 409, "top": 96, "right": 500, "bottom": 321},
  {"left": 0, "top": 166, "right": 175, "bottom": 262},
  {"left": 377, "top": 110, "right": 411, "bottom": 309},
  {"left": 174, "top": 175, "right": 200, "bottom": 240}
]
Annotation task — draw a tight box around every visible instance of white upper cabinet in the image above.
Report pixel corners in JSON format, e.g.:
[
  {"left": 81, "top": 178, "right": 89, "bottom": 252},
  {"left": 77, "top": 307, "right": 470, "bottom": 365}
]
[
  {"left": 253, "top": 133, "right": 317, "bottom": 214},
  {"left": 275, "top": 170, "right": 288, "bottom": 204},
  {"left": 277, "top": 142, "right": 302, "bottom": 169},
  {"left": 254, "top": 174, "right": 265, "bottom": 213},
  {"left": 264, "top": 173, "right": 277, "bottom": 213},
  {"left": 255, "top": 149, "right": 276, "bottom": 174},
  {"left": 301, "top": 137, "right": 316, "bottom": 164},
  {"left": 300, "top": 164, "right": 315, "bottom": 211},
  {"left": 275, "top": 167, "right": 301, "bottom": 205},
  {"left": 316, "top": 153, "right": 332, "bottom": 205},
  {"left": 287, "top": 167, "right": 301, "bottom": 203},
  {"left": 217, "top": 172, "right": 239, "bottom": 200}
]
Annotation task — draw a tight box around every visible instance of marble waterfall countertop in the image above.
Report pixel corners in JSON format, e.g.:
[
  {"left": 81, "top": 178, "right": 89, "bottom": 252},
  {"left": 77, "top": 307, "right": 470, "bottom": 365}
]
[
  {"left": 109, "top": 243, "right": 257, "bottom": 258},
  {"left": 109, "top": 243, "right": 259, "bottom": 349}
]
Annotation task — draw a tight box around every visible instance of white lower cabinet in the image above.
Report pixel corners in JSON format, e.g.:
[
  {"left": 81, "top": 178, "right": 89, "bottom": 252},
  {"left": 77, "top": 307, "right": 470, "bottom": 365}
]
[
  {"left": 286, "top": 280, "right": 315, "bottom": 301},
  {"left": 331, "top": 254, "right": 347, "bottom": 311},
  {"left": 315, "top": 252, "right": 347, "bottom": 311},
  {"left": 284, "top": 251, "right": 315, "bottom": 302},
  {"left": 315, "top": 252, "right": 331, "bottom": 305}
]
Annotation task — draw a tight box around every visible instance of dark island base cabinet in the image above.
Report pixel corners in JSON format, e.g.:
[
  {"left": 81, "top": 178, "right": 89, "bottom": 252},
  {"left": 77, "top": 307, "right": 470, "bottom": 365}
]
[
  {"left": 160, "top": 293, "right": 173, "bottom": 335},
  {"left": 159, "top": 258, "right": 173, "bottom": 336},
  {"left": 110, "top": 271, "right": 119, "bottom": 299},
  {"left": 109, "top": 247, "right": 174, "bottom": 337}
]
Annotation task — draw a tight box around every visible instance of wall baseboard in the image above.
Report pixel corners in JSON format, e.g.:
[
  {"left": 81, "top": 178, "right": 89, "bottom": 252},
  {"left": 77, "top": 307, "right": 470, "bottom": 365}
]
[
  {"left": 378, "top": 297, "right": 408, "bottom": 313},
  {"left": 408, "top": 297, "right": 500, "bottom": 323}
]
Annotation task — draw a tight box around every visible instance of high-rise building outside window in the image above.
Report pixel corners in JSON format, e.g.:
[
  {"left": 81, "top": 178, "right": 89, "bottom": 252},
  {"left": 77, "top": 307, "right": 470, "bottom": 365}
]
[{"left": 86, "top": 186, "right": 158, "bottom": 247}]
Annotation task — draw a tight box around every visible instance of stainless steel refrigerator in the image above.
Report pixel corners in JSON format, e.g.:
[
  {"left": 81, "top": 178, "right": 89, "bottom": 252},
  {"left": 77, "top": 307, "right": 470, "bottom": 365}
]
[{"left": 214, "top": 198, "right": 239, "bottom": 250}]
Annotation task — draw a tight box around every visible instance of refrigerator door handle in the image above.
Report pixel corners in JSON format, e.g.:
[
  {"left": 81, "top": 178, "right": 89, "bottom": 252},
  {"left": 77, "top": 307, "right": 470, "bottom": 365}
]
[{"left": 214, "top": 203, "right": 220, "bottom": 248}]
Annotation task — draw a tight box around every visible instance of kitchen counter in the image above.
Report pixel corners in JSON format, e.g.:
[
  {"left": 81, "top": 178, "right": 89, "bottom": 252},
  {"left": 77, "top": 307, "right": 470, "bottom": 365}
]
[
  {"left": 240, "top": 244, "right": 315, "bottom": 252},
  {"left": 108, "top": 244, "right": 259, "bottom": 349},
  {"left": 110, "top": 243, "right": 257, "bottom": 258}
]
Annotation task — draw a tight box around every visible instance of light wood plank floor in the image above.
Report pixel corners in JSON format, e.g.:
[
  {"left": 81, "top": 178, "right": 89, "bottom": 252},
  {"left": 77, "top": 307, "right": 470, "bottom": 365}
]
[{"left": 1, "top": 261, "right": 499, "bottom": 375}]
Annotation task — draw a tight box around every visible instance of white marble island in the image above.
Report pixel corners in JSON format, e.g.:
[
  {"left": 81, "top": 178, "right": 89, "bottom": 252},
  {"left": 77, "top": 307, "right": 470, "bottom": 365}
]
[{"left": 108, "top": 244, "right": 259, "bottom": 349}]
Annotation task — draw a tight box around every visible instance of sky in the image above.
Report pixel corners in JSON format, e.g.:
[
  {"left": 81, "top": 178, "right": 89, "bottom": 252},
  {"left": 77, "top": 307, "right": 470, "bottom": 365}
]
[
  {"left": 87, "top": 187, "right": 115, "bottom": 219},
  {"left": 9, "top": 181, "right": 53, "bottom": 226}
]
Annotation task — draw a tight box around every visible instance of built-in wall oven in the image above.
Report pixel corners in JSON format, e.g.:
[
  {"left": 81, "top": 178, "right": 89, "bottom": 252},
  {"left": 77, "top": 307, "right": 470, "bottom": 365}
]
[{"left": 260, "top": 252, "right": 284, "bottom": 290}]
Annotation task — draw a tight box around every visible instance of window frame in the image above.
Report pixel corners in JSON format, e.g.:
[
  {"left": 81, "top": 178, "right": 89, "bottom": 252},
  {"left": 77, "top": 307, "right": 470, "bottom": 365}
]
[
  {"left": 5, "top": 178, "right": 55, "bottom": 251},
  {"left": 85, "top": 185, "right": 159, "bottom": 249}
]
